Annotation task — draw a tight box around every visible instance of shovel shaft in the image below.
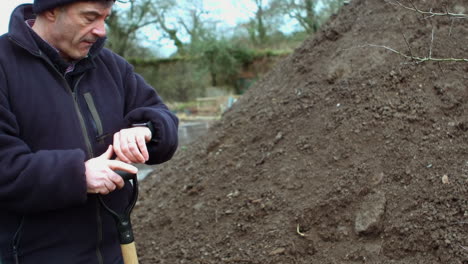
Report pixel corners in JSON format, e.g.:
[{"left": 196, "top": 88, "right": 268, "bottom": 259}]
[
  {"left": 121, "top": 242, "right": 139, "bottom": 264},
  {"left": 100, "top": 171, "right": 140, "bottom": 264}
]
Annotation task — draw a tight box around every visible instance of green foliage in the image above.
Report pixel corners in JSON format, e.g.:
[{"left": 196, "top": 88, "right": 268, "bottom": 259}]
[
  {"left": 132, "top": 58, "right": 208, "bottom": 102},
  {"left": 127, "top": 47, "right": 291, "bottom": 102},
  {"left": 190, "top": 39, "right": 243, "bottom": 87},
  {"left": 106, "top": 0, "right": 346, "bottom": 102},
  {"left": 166, "top": 101, "right": 198, "bottom": 113}
]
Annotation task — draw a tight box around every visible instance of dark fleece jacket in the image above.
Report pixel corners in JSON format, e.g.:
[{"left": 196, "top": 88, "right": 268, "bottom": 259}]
[{"left": 0, "top": 4, "right": 178, "bottom": 264}]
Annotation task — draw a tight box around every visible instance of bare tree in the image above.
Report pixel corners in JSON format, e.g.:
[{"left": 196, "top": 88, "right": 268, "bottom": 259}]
[
  {"left": 321, "top": 0, "right": 346, "bottom": 17},
  {"left": 178, "top": 1, "right": 212, "bottom": 46},
  {"left": 273, "top": 0, "right": 319, "bottom": 34},
  {"left": 239, "top": 0, "right": 284, "bottom": 46},
  {"left": 270, "top": 0, "right": 345, "bottom": 35},
  {"left": 148, "top": 0, "right": 186, "bottom": 55},
  {"left": 106, "top": 0, "right": 159, "bottom": 57},
  {"left": 253, "top": 0, "right": 268, "bottom": 44},
  {"left": 149, "top": 0, "right": 215, "bottom": 56}
]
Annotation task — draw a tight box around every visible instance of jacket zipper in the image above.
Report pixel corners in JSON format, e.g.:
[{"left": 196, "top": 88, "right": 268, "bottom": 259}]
[
  {"left": 12, "top": 217, "right": 25, "bottom": 264},
  {"left": 73, "top": 78, "right": 104, "bottom": 264},
  {"left": 46, "top": 68, "right": 105, "bottom": 264},
  {"left": 96, "top": 199, "right": 104, "bottom": 264}
]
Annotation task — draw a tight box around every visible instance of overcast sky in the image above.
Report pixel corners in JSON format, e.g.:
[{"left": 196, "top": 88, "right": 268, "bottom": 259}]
[
  {"left": 0, "top": 0, "right": 262, "bottom": 56},
  {"left": 0, "top": 0, "right": 257, "bottom": 35},
  {"left": 0, "top": 1, "right": 32, "bottom": 34}
]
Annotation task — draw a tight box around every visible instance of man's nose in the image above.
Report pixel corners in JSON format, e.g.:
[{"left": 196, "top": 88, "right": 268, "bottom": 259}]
[{"left": 92, "top": 21, "right": 107, "bottom": 38}]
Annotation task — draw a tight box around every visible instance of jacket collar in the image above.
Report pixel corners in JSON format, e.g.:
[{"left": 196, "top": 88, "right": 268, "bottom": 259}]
[
  {"left": 8, "top": 4, "right": 39, "bottom": 55},
  {"left": 8, "top": 4, "right": 106, "bottom": 60}
]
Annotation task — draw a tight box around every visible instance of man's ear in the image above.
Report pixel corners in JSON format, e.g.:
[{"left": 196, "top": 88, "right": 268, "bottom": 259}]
[{"left": 42, "top": 8, "right": 60, "bottom": 22}]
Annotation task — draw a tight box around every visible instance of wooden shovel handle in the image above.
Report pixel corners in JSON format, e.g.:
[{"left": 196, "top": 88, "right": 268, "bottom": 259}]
[{"left": 121, "top": 242, "right": 139, "bottom": 264}]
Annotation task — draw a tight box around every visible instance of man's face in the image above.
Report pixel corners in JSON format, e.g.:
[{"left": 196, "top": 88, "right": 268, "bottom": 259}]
[{"left": 50, "top": 1, "right": 113, "bottom": 61}]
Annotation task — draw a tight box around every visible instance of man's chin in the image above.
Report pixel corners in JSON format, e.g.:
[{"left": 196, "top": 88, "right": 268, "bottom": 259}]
[{"left": 75, "top": 53, "right": 89, "bottom": 60}]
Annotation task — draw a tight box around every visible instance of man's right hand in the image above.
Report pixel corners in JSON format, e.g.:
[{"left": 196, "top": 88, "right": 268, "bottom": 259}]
[{"left": 85, "top": 145, "right": 138, "bottom": 195}]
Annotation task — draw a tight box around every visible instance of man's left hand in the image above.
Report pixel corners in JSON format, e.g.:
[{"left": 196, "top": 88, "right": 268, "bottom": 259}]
[{"left": 113, "top": 127, "right": 152, "bottom": 164}]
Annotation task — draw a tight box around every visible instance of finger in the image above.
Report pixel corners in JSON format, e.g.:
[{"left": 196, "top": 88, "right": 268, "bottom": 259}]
[
  {"left": 99, "top": 187, "right": 110, "bottom": 195},
  {"left": 128, "top": 137, "right": 145, "bottom": 163},
  {"left": 99, "top": 145, "right": 114, "bottom": 159},
  {"left": 85, "top": 176, "right": 105, "bottom": 194},
  {"left": 109, "top": 172, "right": 125, "bottom": 189},
  {"left": 119, "top": 131, "right": 139, "bottom": 163},
  {"left": 93, "top": 184, "right": 109, "bottom": 195},
  {"left": 113, "top": 132, "right": 130, "bottom": 163},
  {"left": 144, "top": 127, "right": 152, "bottom": 142},
  {"left": 104, "top": 180, "right": 116, "bottom": 192},
  {"left": 136, "top": 136, "right": 149, "bottom": 162},
  {"left": 107, "top": 160, "right": 138, "bottom": 174},
  {"left": 120, "top": 131, "right": 141, "bottom": 163}
]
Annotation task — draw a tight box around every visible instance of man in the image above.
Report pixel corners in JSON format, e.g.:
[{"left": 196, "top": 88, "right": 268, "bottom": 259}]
[{"left": 0, "top": 0, "right": 179, "bottom": 263}]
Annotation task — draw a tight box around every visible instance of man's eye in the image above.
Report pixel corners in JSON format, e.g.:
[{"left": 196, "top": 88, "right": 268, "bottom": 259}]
[{"left": 86, "top": 16, "right": 97, "bottom": 22}]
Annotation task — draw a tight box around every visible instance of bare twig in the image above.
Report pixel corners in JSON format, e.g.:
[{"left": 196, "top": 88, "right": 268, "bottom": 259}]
[
  {"left": 401, "top": 32, "right": 413, "bottom": 59},
  {"left": 349, "top": 1, "right": 468, "bottom": 64},
  {"left": 460, "top": 245, "right": 468, "bottom": 252},
  {"left": 450, "top": 19, "right": 456, "bottom": 37},
  {"left": 385, "top": 0, "right": 468, "bottom": 18},
  {"left": 453, "top": 221, "right": 468, "bottom": 225},
  {"left": 408, "top": 0, "right": 426, "bottom": 19},
  {"left": 346, "top": 44, "right": 468, "bottom": 63},
  {"left": 296, "top": 224, "right": 306, "bottom": 237},
  {"left": 429, "top": 26, "right": 435, "bottom": 59}
]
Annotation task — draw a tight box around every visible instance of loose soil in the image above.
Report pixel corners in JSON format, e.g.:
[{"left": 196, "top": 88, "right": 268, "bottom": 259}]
[{"left": 133, "top": 0, "right": 468, "bottom": 263}]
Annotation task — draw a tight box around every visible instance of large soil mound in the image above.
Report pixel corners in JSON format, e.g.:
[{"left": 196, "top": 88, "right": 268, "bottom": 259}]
[{"left": 134, "top": 0, "right": 468, "bottom": 263}]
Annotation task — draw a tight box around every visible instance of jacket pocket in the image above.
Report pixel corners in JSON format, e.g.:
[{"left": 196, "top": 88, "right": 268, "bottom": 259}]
[{"left": 83, "top": 92, "right": 104, "bottom": 137}]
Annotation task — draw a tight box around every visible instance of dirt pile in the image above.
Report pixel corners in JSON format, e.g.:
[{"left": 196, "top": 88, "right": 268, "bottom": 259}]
[{"left": 134, "top": 0, "right": 468, "bottom": 263}]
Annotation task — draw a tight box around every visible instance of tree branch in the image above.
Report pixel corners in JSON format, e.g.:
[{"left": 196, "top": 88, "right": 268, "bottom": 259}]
[
  {"left": 385, "top": 0, "right": 468, "bottom": 18},
  {"left": 349, "top": 44, "right": 468, "bottom": 63}
]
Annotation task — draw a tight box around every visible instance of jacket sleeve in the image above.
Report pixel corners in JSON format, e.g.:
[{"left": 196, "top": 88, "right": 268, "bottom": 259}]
[
  {"left": 0, "top": 69, "right": 88, "bottom": 214},
  {"left": 122, "top": 63, "right": 179, "bottom": 165}
]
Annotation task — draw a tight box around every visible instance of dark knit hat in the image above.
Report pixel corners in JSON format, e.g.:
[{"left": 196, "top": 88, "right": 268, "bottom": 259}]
[{"left": 33, "top": 0, "right": 114, "bottom": 14}]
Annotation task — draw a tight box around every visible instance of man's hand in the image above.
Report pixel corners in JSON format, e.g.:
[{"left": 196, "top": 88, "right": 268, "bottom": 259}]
[
  {"left": 113, "top": 126, "right": 152, "bottom": 164},
  {"left": 85, "top": 145, "right": 138, "bottom": 195}
]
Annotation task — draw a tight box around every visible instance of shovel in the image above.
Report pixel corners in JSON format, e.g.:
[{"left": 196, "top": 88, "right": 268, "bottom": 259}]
[{"left": 98, "top": 171, "right": 139, "bottom": 264}]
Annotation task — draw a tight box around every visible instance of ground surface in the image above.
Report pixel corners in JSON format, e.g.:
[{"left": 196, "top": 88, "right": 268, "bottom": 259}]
[{"left": 133, "top": 0, "right": 468, "bottom": 263}]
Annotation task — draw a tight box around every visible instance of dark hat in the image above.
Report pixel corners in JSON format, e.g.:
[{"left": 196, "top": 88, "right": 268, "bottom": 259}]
[{"left": 33, "top": 0, "right": 114, "bottom": 14}]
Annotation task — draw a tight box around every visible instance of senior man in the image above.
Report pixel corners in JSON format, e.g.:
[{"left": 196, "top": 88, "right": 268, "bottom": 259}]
[{"left": 0, "top": 0, "right": 178, "bottom": 263}]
